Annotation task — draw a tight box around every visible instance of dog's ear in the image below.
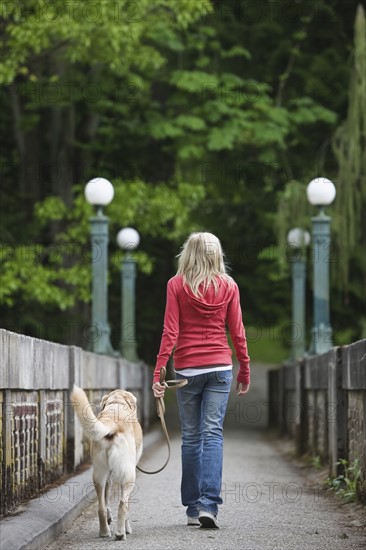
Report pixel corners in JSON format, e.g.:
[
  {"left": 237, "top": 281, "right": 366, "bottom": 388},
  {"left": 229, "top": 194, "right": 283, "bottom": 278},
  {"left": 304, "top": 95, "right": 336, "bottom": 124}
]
[
  {"left": 122, "top": 391, "right": 137, "bottom": 411},
  {"left": 100, "top": 394, "right": 109, "bottom": 410},
  {"left": 124, "top": 391, "right": 137, "bottom": 404}
]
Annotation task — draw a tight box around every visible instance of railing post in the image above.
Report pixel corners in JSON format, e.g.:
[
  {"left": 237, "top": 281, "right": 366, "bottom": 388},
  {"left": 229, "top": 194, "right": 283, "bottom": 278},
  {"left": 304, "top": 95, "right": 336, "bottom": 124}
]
[
  {"left": 300, "top": 360, "right": 308, "bottom": 456},
  {"left": 3, "top": 390, "right": 13, "bottom": 514},
  {"left": 296, "top": 360, "right": 307, "bottom": 455},
  {"left": 328, "top": 347, "right": 347, "bottom": 477}
]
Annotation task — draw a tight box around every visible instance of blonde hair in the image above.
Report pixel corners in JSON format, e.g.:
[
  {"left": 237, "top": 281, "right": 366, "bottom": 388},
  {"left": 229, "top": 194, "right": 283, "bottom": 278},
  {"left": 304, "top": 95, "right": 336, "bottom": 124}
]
[{"left": 176, "top": 232, "right": 233, "bottom": 297}]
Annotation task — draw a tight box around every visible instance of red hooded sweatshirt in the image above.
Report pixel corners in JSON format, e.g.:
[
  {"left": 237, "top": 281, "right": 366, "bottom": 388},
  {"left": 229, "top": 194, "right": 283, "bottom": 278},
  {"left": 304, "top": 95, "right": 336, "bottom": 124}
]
[{"left": 154, "top": 274, "right": 250, "bottom": 384}]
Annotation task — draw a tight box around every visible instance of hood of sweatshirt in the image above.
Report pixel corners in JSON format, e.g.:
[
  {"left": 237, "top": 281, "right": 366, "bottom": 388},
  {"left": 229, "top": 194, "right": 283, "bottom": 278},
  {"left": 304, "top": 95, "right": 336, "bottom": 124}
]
[{"left": 182, "top": 277, "right": 234, "bottom": 318}]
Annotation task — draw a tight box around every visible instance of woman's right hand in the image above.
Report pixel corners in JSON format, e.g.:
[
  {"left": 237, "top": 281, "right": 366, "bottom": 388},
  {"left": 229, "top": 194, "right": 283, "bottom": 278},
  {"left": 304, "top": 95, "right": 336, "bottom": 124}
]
[
  {"left": 152, "top": 382, "right": 165, "bottom": 399},
  {"left": 236, "top": 382, "right": 250, "bottom": 396}
]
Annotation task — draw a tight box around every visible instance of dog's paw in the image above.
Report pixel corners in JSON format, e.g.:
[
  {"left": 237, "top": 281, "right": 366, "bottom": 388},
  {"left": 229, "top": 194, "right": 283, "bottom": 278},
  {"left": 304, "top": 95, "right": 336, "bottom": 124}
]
[
  {"left": 99, "top": 530, "right": 111, "bottom": 538},
  {"left": 115, "top": 532, "right": 126, "bottom": 541}
]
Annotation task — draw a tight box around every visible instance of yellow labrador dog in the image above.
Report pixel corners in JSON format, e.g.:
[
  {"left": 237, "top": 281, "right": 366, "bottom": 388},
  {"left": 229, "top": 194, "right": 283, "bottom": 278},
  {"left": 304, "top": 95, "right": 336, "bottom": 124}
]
[{"left": 70, "top": 386, "right": 143, "bottom": 540}]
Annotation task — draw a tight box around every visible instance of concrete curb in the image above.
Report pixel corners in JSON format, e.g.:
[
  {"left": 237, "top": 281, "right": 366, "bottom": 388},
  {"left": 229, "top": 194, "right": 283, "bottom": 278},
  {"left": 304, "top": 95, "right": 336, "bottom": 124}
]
[{"left": 0, "top": 428, "right": 163, "bottom": 550}]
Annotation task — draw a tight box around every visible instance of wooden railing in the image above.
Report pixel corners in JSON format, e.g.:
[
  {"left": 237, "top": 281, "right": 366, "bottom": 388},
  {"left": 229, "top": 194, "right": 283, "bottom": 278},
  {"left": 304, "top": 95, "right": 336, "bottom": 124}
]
[
  {"left": 268, "top": 339, "right": 366, "bottom": 502},
  {"left": 0, "top": 328, "right": 154, "bottom": 517}
]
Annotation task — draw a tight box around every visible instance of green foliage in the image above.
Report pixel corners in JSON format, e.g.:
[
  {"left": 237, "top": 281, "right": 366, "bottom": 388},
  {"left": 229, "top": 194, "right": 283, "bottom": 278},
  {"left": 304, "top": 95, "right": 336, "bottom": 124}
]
[
  {"left": 326, "top": 458, "right": 362, "bottom": 503},
  {"left": 310, "top": 455, "right": 323, "bottom": 470},
  {"left": 0, "top": 179, "right": 205, "bottom": 308},
  {"left": 246, "top": 324, "right": 288, "bottom": 365},
  {"left": 0, "top": 243, "right": 89, "bottom": 309},
  {"left": 0, "top": 0, "right": 364, "bottom": 357},
  {"left": 170, "top": 70, "right": 219, "bottom": 92},
  {"left": 275, "top": 180, "right": 313, "bottom": 271},
  {"left": 274, "top": 4, "right": 366, "bottom": 342},
  {"left": 0, "top": 0, "right": 211, "bottom": 84},
  {"left": 332, "top": 5, "right": 366, "bottom": 291},
  {"left": 288, "top": 97, "right": 337, "bottom": 126},
  {"left": 34, "top": 197, "right": 68, "bottom": 225}
]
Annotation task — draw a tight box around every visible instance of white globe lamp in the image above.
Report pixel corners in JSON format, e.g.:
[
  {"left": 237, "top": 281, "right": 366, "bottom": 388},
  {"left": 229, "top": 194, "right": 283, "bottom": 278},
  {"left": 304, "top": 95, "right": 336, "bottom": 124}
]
[
  {"left": 85, "top": 177, "right": 114, "bottom": 207},
  {"left": 287, "top": 228, "right": 311, "bottom": 248},
  {"left": 306, "top": 177, "right": 336, "bottom": 207},
  {"left": 117, "top": 227, "right": 140, "bottom": 251}
]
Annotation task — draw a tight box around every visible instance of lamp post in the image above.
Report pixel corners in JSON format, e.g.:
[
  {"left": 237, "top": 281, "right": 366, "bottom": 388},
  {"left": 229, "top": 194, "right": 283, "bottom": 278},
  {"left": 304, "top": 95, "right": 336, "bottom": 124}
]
[
  {"left": 306, "top": 177, "right": 336, "bottom": 354},
  {"left": 117, "top": 227, "right": 140, "bottom": 362},
  {"left": 287, "top": 228, "right": 311, "bottom": 360},
  {"left": 85, "top": 177, "right": 115, "bottom": 355}
]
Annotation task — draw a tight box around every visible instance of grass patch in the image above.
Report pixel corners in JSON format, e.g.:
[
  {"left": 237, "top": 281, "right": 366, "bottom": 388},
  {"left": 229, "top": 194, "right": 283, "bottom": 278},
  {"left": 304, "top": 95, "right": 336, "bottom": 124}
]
[
  {"left": 326, "top": 458, "right": 362, "bottom": 502},
  {"left": 245, "top": 324, "right": 288, "bottom": 364}
]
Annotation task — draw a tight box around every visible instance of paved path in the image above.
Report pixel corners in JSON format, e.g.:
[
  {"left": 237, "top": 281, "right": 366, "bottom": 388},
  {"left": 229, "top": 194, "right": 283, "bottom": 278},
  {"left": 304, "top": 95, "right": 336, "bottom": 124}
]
[
  {"left": 3, "top": 363, "right": 364, "bottom": 549},
  {"left": 45, "top": 429, "right": 366, "bottom": 550}
]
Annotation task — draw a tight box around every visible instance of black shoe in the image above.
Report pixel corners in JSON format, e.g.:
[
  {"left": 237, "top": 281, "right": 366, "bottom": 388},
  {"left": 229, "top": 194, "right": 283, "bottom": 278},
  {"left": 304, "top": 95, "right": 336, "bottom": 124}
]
[{"left": 199, "top": 511, "right": 219, "bottom": 529}]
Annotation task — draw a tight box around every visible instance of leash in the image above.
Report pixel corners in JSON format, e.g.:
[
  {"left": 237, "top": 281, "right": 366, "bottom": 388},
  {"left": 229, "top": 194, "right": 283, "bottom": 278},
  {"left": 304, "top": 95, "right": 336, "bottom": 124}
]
[{"left": 137, "top": 367, "right": 187, "bottom": 475}]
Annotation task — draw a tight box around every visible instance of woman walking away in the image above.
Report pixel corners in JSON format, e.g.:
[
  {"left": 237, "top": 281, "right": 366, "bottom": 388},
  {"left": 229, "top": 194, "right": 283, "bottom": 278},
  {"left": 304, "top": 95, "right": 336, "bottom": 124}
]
[{"left": 152, "top": 232, "right": 250, "bottom": 529}]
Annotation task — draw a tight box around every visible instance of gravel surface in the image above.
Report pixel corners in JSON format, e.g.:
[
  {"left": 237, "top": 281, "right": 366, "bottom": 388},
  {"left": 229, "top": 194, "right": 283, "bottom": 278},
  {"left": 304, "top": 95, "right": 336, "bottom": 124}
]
[{"left": 45, "top": 429, "right": 366, "bottom": 550}]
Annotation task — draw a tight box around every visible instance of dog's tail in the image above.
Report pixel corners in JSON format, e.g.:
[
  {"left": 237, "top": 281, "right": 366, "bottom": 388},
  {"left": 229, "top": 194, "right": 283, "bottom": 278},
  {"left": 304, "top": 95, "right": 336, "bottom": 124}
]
[{"left": 70, "top": 385, "right": 113, "bottom": 442}]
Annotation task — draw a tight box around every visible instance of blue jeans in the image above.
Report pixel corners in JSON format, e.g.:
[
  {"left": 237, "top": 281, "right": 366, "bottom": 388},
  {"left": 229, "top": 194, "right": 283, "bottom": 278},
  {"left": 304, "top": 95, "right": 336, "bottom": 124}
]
[{"left": 175, "top": 369, "right": 233, "bottom": 517}]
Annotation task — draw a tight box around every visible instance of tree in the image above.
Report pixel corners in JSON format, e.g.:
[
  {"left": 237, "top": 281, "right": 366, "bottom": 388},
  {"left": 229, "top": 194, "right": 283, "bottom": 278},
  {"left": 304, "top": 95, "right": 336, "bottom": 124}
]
[
  {"left": 1, "top": 0, "right": 363, "bottom": 359},
  {"left": 275, "top": 2, "right": 366, "bottom": 343},
  {"left": 0, "top": 0, "right": 212, "bottom": 218},
  {"left": 332, "top": 4, "right": 366, "bottom": 294}
]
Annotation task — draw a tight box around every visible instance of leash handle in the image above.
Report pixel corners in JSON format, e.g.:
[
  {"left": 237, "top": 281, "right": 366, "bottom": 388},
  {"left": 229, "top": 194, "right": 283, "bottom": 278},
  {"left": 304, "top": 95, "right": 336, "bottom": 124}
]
[
  {"left": 136, "top": 366, "right": 187, "bottom": 475},
  {"left": 159, "top": 366, "right": 187, "bottom": 390},
  {"left": 159, "top": 366, "right": 166, "bottom": 385}
]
